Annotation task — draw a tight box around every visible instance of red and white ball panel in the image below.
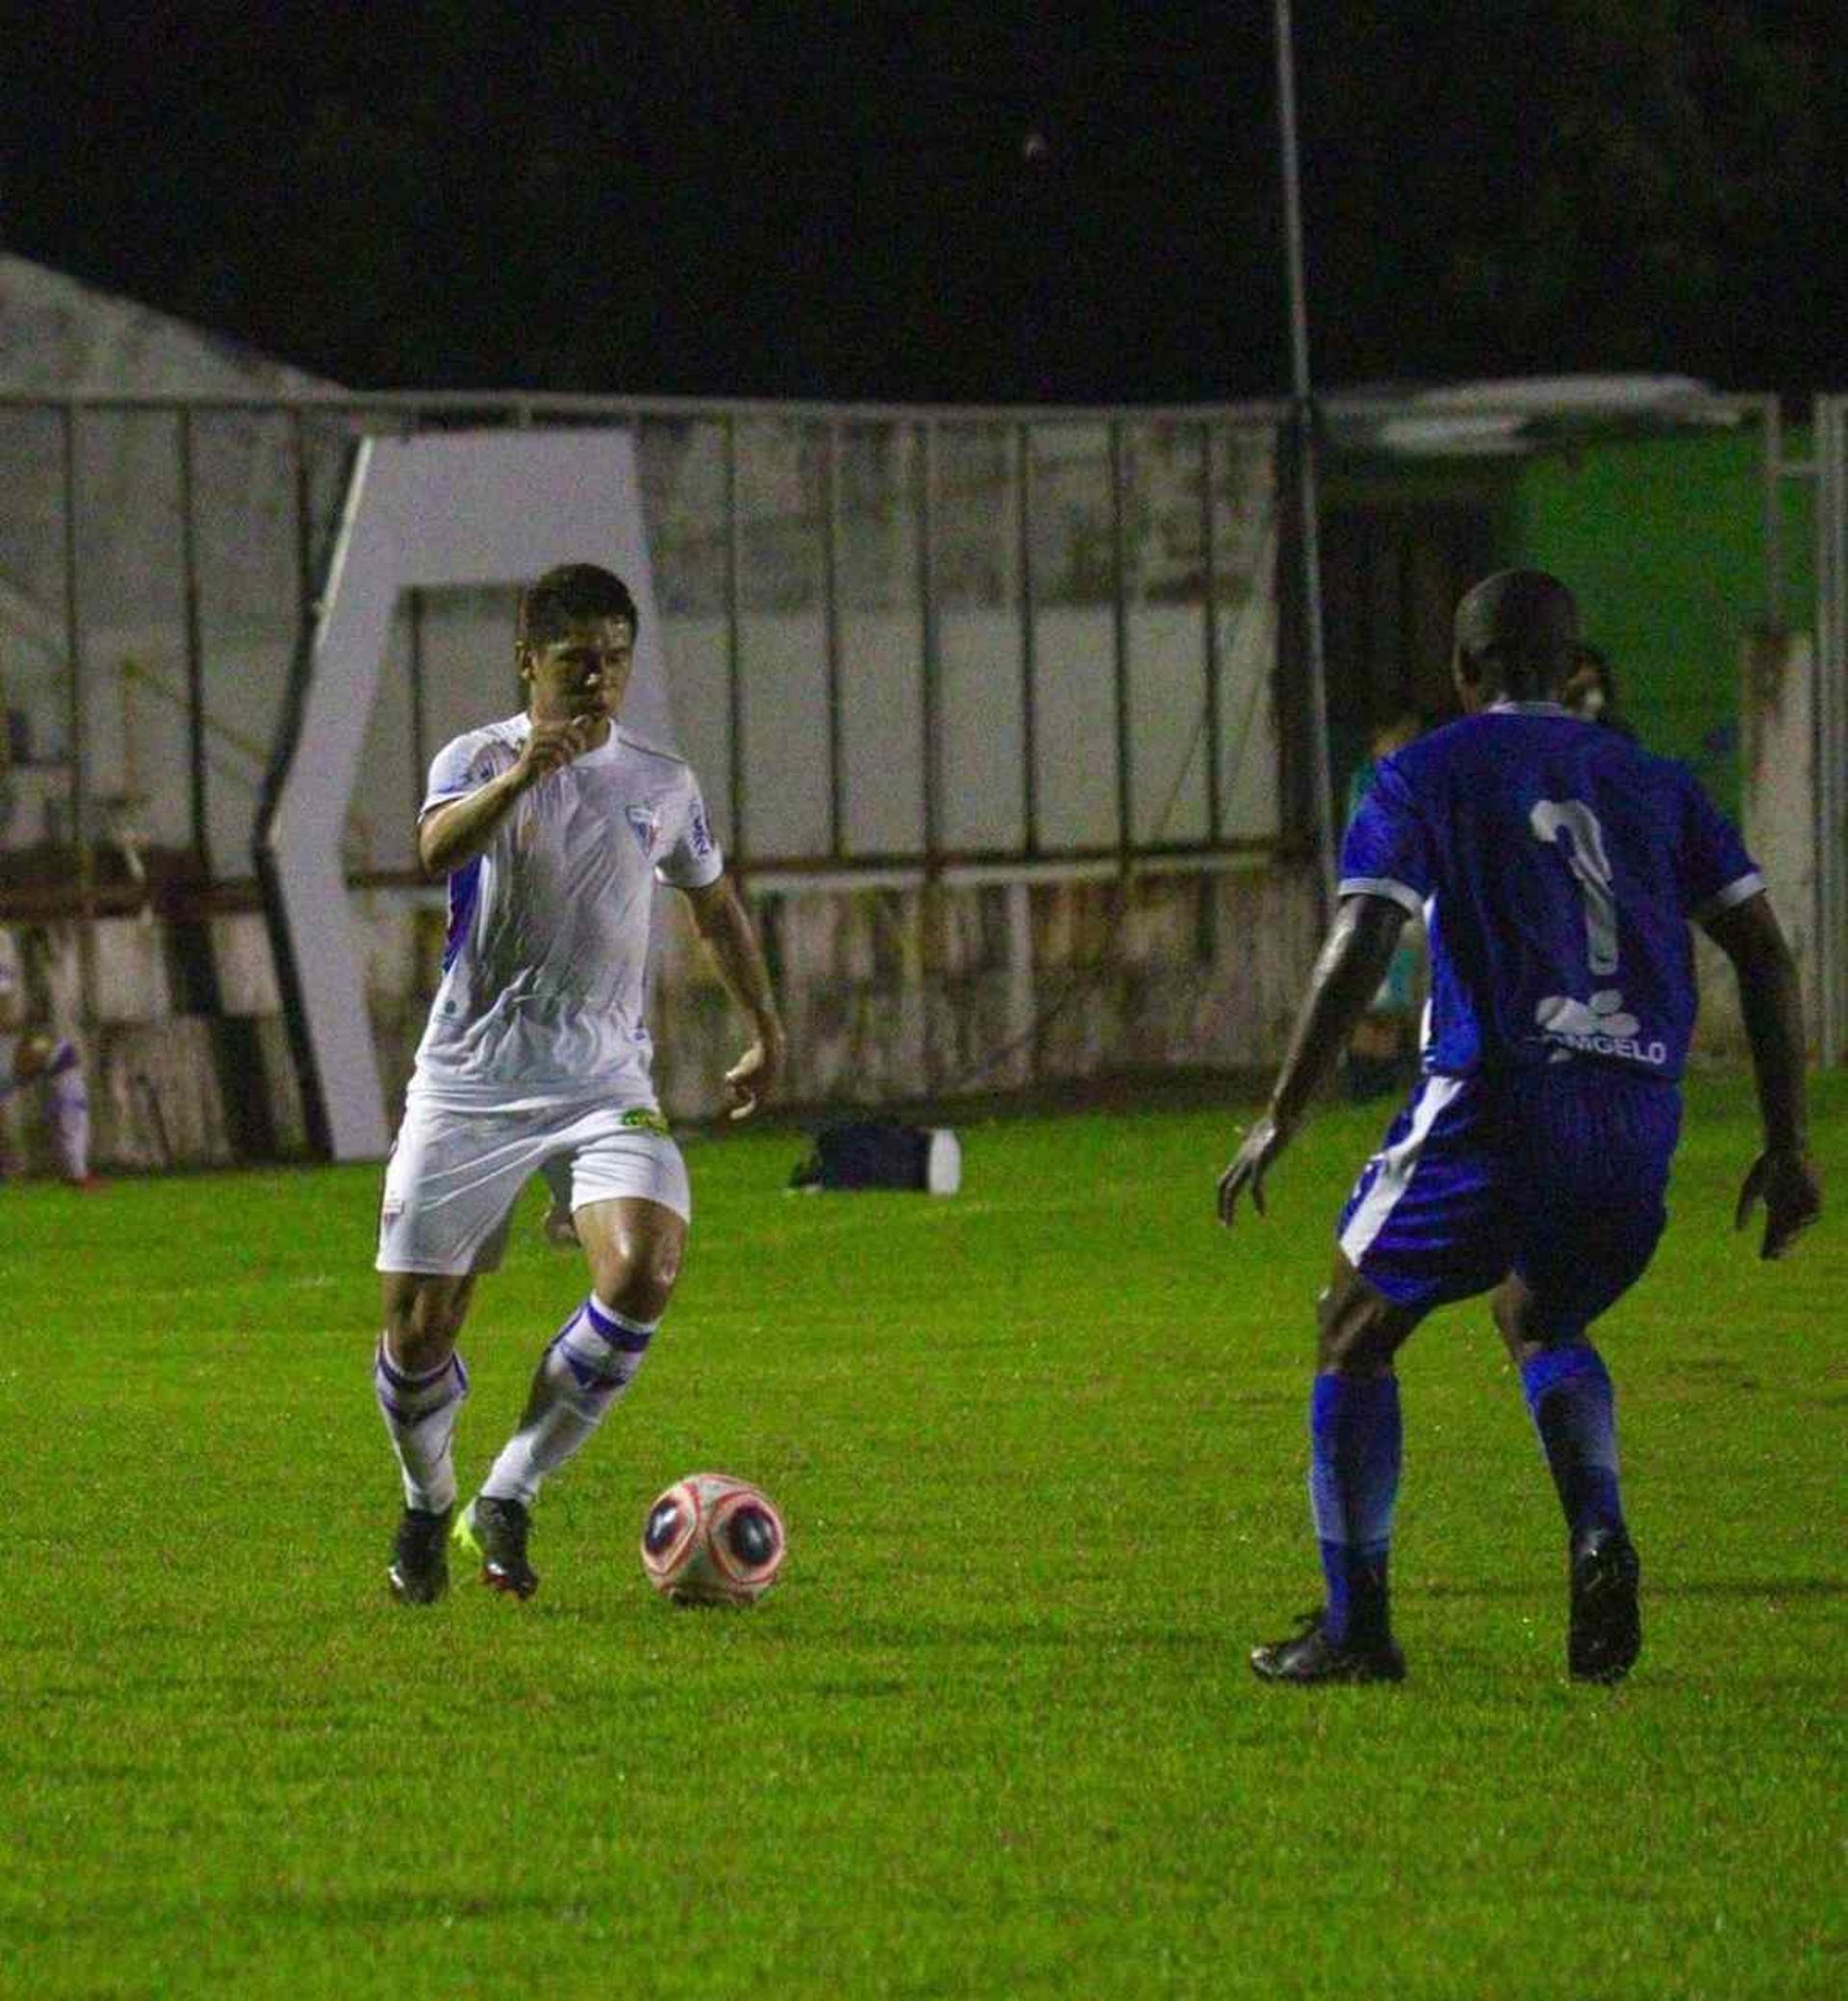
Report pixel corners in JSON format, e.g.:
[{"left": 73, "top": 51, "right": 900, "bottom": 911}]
[{"left": 640, "top": 1473, "right": 786, "bottom": 1605}]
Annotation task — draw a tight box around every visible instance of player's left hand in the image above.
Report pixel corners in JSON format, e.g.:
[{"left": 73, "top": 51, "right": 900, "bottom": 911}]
[
  {"left": 1733, "top": 1146, "right": 1822, "bottom": 1260},
  {"left": 1218, "top": 1115, "right": 1287, "bottom": 1227},
  {"left": 723, "top": 1026, "right": 785, "bottom": 1122}
]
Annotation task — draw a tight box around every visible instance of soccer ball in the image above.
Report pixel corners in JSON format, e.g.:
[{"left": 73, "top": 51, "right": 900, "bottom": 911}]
[{"left": 640, "top": 1473, "right": 786, "bottom": 1606}]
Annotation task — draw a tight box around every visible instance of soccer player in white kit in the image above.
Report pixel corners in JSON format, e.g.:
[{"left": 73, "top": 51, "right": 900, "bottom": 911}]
[
  {"left": 0, "top": 926, "right": 93, "bottom": 1188},
  {"left": 375, "top": 563, "right": 786, "bottom": 1604}
]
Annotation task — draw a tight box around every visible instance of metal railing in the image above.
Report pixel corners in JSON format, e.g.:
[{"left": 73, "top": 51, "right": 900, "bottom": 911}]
[{"left": 0, "top": 389, "right": 1293, "bottom": 903}]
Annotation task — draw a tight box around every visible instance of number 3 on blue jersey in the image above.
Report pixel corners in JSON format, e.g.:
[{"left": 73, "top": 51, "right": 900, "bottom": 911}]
[{"left": 1530, "top": 800, "right": 1618, "bottom": 978}]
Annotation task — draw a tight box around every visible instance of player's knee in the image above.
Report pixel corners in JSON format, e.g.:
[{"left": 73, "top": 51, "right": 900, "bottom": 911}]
[
  {"left": 1316, "top": 1286, "right": 1407, "bottom": 1376},
  {"left": 583, "top": 1200, "right": 683, "bottom": 1328},
  {"left": 382, "top": 1279, "right": 470, "bottom": 1370},
  {"left": 1319, "top": 1325, "right": 1398, "bottom": 1377},
  {"left": 1489, "top": 1281, "right": 1579, "bottom": 1363},
  {"left": 1490, "top": 1286, "right": 1533, "bottom": 1359},
  {"left": 590, "top": 1233, "right": 681, "bottom": 1323}
]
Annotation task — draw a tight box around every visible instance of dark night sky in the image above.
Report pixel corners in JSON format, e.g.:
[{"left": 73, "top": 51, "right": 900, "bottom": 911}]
[{"left": 2, "top": 1, "right": 1844, "bottom": 403}]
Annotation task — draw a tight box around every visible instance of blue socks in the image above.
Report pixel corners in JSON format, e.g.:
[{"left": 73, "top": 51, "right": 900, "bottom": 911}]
[
  {"left": 1521, "top": 1342, "right": 1625, "bottom": 1541},
  {"left": 1300, "top": 1347, "right": 1624, "bottom": 1648},
  {"left": 1308, "top": 1373, "right": 1401, "bottom": 1644}
]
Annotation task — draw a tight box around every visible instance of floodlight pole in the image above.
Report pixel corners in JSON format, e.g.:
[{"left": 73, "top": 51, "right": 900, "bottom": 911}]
[{"left": 1273, "top": 0, "right": 1340, "bottom": 913}]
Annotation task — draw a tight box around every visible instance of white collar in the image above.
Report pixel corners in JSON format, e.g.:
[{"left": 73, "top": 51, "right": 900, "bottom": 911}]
[{"left": 1486, "top": 700, "right": 1573, "bottom": 717}]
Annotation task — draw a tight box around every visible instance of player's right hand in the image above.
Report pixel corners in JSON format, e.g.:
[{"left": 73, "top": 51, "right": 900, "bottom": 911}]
[
  {"left": 1733, "top": 1146, "right": 1822, "bottom": 1260},
  {"left": 514, "top": 710, "right": 602, "bottom": 786}
]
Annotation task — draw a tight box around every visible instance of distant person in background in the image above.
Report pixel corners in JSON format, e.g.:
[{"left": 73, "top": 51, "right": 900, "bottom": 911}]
[
  {"left": 1219, "top": 569, "right": 1818, "bottom": 1687},
  {"left": 0, "top": 926, "right": 93, "bottom": 1188},
  {"left": 1562, "top": 645, "right": 1634, "bottom": 736},
  {"left": 373, "top": 561, "right": 785, "bottom": 1608},
  {"left": 1342, "top": 711, "right": 1424, "bottom": 1101}
]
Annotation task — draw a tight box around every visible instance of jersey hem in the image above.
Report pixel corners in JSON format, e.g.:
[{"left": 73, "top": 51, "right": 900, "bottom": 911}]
[
  {"left": 404, "top": 1077, "right": 665, "bottom": 1114},
  {"left": 1421, "top": 1052, "right": 1685, "bottom": 1086}
]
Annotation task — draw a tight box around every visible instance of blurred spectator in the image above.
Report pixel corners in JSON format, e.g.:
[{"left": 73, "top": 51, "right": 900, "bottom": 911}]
[
  {"left": 0, "top": 926, "right": 94, "bottom": 1187},
  {"left": 1561, "top": 645, "right": 1634, "bottom": 736}
]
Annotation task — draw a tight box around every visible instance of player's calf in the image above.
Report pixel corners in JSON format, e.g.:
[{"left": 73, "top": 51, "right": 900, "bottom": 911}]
[
  {"left": 1264, "top": 1264, "right": 1423, "bottom": 1675},
  {"left": 477, "top": 1294, "right": 658, "bottom": 1510},
  {"left": 373, "top": 1335, "right": 471, "bottom": 1515}
]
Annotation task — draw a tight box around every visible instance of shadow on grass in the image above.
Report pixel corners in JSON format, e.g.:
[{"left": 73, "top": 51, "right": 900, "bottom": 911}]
[
  {"left": 1421, "top": 1577, "right": 1843, "bottom": 1602},
  {"left": 1651, "top": 1577, "right": 1845, "bottom": 1601},
  {"left": 804, "top": 1616, "right": 1227, "bottom": 1653},
  {"left": 4, "top": 1887, "right": 593, "bottom": 1941}
]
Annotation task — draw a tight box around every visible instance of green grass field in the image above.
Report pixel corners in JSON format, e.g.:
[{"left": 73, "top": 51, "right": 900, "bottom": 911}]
[{"left": 2, "top": 1075, "right": 1842, "bottom": 1998}]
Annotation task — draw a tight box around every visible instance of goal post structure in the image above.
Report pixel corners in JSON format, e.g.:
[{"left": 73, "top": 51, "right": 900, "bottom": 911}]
[{"left": 255, "top": 427, "right": 673, "bottom": 1162}]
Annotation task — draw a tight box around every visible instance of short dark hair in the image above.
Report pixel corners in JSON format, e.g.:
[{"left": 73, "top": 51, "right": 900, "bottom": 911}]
[
  {"left": 1453, "top": 569, "right": 1578, "bottom": 692},
  {"left": 517, "top": 564, "right": 638, "bottom": 653}
]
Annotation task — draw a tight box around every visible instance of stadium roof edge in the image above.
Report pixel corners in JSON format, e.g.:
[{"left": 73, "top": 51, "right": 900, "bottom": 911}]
[{"left": 0, "top": 252, "right": 339, "bottom": 399}]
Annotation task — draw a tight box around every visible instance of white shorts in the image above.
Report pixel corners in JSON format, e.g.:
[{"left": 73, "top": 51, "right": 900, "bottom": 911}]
[{"left": 376, "top": 1096, "right": 691, "bottom": 1276}]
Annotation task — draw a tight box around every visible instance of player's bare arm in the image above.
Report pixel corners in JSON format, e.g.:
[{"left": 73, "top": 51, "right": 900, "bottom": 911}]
[
  {"left": 1704, "top": 892, "right": 1821, "bottom": 1258},
  {"left": 1218, "top": 894, "right": 1407, "bottom": 1226},
  {"left": 418, "top": 619, "right": 631, "bottom": 877},
  {"left": 682, "top": 874, "right": 786, "bottom": 1120},
  {"left": 416, "top": 713, "right": 603, "bottom": 876}
]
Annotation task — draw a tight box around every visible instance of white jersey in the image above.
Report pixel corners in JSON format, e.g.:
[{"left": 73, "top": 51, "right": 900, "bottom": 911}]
[{"left": 408, "top": 714, "right": 723, "bottom": 1109}]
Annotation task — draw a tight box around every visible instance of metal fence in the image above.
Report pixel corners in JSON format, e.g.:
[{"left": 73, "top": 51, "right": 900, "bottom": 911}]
[
  {"left": 0, "top": 392, "right": 1292, "bottom": 902},
  {"left": 7, "top": 383, "right": 1836, "bottom": 1069}
]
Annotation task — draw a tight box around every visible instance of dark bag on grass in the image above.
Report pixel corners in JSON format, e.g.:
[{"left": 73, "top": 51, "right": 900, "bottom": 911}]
[{"left": 789, "top": 1121, "right": 961, "bottom": 1195}]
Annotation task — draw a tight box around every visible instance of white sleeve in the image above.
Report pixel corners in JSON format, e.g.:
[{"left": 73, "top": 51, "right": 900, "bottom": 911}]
[
  {"left": 654, "top": 768, "right": 725, "bottom": 889},
  {"left": 421, "top": 732, "right": 514, "bottom": 819}
]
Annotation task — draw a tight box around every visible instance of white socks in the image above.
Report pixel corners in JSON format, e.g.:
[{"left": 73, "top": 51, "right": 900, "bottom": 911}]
[
  {"left": 374, "top": 1339, "right": 470, "bottom": 1514},
  {"left": 480, "top": 1296, "right": 657, "bottom": 1508}
]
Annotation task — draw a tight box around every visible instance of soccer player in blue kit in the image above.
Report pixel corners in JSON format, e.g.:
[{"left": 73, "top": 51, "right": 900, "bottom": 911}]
[{"left": 1219, "top": 571, "right": 1821, "bottom": 1684}]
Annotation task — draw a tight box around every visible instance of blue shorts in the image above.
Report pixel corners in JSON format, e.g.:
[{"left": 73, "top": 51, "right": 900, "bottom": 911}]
[{"left": 1336, "top": 1064, "right": 1682, "bottom": 1333}]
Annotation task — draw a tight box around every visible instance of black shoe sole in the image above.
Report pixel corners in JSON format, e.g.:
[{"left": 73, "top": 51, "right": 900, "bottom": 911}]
[
  {"left": 480, "top": 1564, "right": 538, "bottom": 1602},
  {"left": 1250, "top": 1656, "right": 1406, "bottom": 1685},
  {"left": 1250, "top": 1636, "right": 1407, "bottom": 1685}
]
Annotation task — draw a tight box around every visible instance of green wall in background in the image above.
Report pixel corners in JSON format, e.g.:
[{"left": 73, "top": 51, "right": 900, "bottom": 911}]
[{"left": 1500, "top": 425, "right": 1815, "bottom": 817}]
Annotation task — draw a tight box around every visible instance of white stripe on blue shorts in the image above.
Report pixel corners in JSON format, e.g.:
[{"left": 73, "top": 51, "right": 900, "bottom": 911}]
[{"left": 1338, "top": 1074, "right": 1466, "bottom": 1269}]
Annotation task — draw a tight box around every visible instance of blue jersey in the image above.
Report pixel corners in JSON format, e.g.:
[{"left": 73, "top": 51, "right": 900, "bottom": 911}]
[{"left": 1339, "top": 703, "right": 1761, "bottom": 1081}]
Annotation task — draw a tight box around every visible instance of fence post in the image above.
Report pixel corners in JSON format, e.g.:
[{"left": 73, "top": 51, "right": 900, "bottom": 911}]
[{"left": 176, "top": 406, "right": 210, "bottom": 871}]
